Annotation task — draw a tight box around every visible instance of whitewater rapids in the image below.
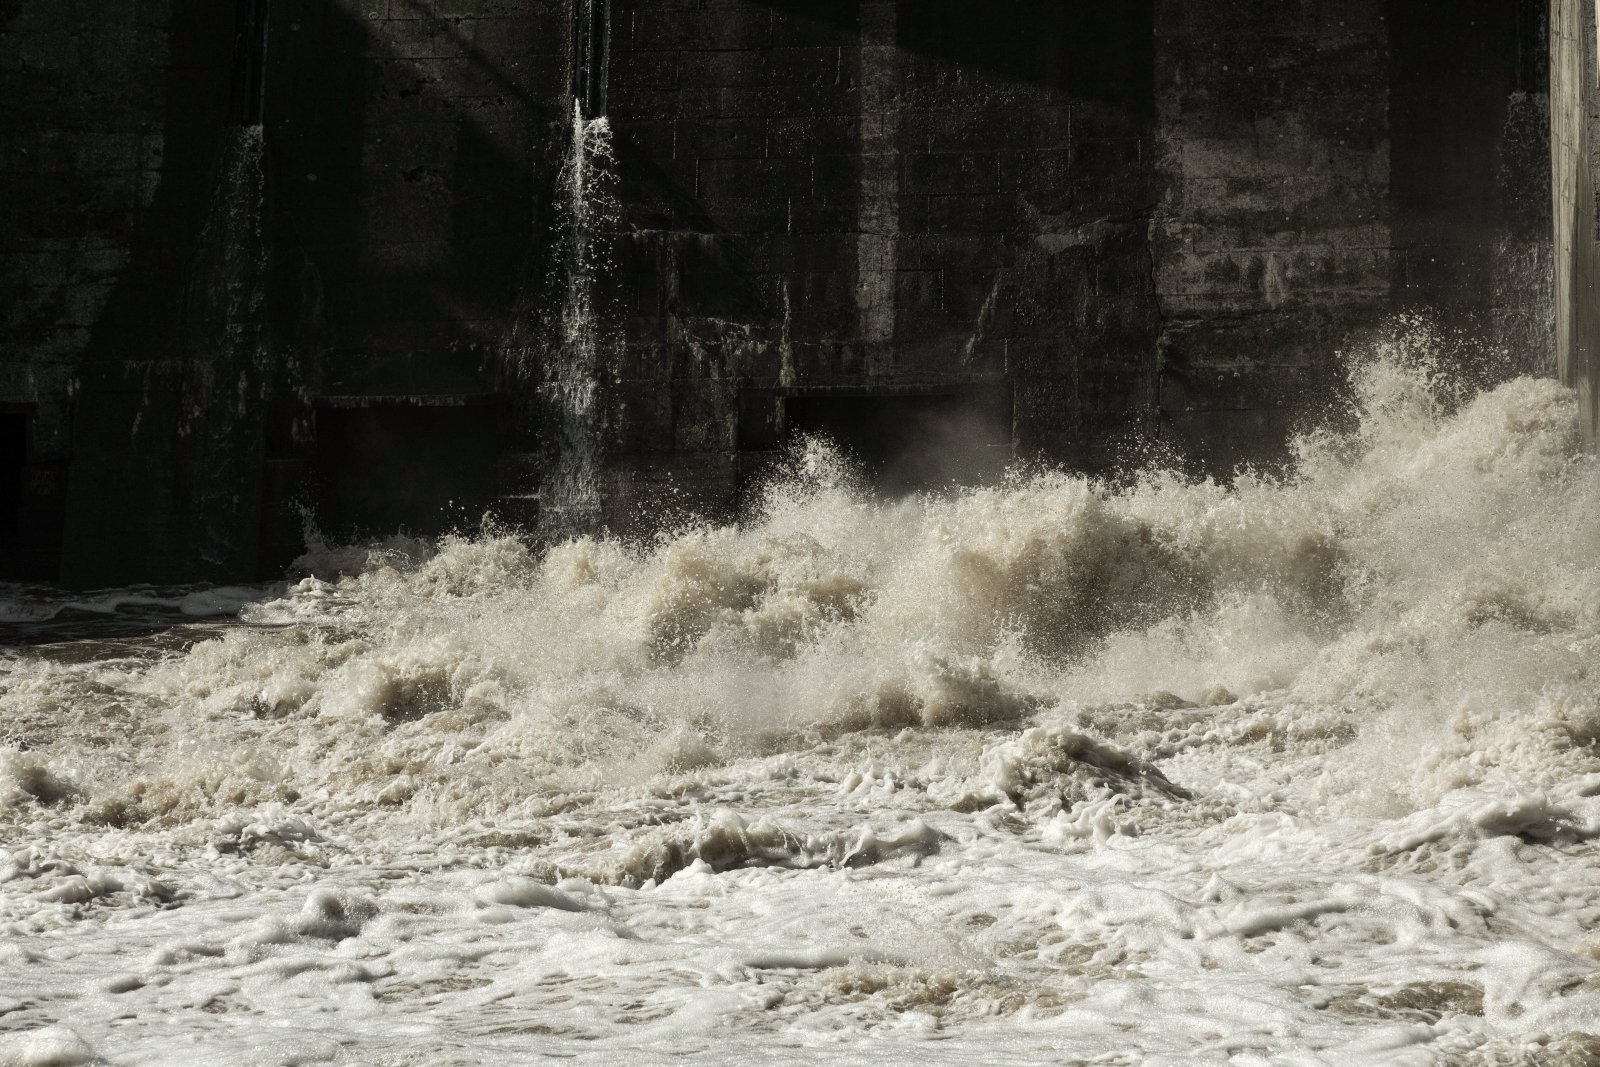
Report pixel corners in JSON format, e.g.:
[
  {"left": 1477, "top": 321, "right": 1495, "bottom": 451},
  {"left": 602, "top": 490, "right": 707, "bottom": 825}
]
[{"left": 5, "top": 345, "right": 1600, "bottom": 1065}]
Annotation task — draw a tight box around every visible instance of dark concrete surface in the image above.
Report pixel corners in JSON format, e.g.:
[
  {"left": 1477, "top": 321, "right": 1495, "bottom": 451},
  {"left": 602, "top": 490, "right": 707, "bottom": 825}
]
[{"left": 0, "top": 0, "right": 1556, "bottom": 584}]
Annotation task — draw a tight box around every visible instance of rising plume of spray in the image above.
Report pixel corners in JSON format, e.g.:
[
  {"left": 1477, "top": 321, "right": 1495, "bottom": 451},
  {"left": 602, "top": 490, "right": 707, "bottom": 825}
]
[{"left": 535, "top": 98, "right": 618, "bottom": 537}]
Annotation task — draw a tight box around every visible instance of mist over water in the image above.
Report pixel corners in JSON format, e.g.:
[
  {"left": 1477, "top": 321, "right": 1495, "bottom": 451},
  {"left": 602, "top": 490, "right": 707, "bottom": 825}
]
[{"left": 6, "top": 328, "right": 1600, "bottom": 1064}]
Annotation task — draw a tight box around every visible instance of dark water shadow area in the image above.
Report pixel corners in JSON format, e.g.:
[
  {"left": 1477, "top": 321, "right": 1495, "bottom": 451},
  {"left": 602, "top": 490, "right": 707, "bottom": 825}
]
[{"left": 0, "top": 583, "right": 284, "bottom": 652}]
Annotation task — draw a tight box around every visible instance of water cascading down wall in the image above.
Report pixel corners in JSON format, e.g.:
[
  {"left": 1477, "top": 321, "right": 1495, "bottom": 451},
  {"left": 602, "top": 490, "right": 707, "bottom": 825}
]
[
  {"left": 530, "top": 0, "right": 614, "bottom": 535},
  {"left": 0, "top": 0, "right": 1558, "bottom": 585}
]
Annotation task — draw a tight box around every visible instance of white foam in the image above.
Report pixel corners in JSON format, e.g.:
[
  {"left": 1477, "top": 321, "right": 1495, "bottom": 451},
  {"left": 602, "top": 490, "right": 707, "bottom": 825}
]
[{"left": 4, "top": 331, "right": 1600, "bottom": 1062}]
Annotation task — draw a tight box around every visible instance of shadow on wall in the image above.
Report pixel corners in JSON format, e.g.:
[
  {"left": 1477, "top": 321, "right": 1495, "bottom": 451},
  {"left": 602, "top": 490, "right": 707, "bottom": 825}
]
[
  {"left": 602, "top": 0, "right": 1159, "bottom": 498},
  {"left": 314, "top": 402, "right": 500, "bottom": 542},
  {"left": 58, "top": 0, "right": 562, "bottom": 586},
  {"left": 58, "top": 0, "right": 255, "bottom": 588},
  {"left": 0, "top": 409, "right": 27, "bottom": 578},
  {"left": 1388, "top": 0, "right": 1551, "bottom": 376},
  {"left": 786, "top": 390, "right": 1014, "bottom": 495},
  {"left": 752, "top": 0, "right": 1154, "bottom": 112},
  {"left": 739, "top": 385, "right": 1014, "bottom": 498},
  {"left": 606, "top": 0, "right": 1158, "bottom": 333},
  {"left": 274, "top": 0, "right": 555, "bottom": 386},
  {"left": 277, "top": 0, "right": 562, "bottom": 563}
]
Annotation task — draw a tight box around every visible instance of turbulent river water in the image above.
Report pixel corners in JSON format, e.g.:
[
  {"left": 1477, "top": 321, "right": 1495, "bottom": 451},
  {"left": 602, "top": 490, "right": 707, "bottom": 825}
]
[{"left": 5, "top": 341, "right": 1600, "bottom": 1065}]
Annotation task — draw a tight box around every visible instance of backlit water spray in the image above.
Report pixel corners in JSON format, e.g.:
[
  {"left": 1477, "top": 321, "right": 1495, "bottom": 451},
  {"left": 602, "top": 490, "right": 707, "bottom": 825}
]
[
  {"left": 540, "top": 98, "right": 616, "bottom": 536},
  {"left": 6, "top": 328, "right": 1600, "bottom": 1064}
]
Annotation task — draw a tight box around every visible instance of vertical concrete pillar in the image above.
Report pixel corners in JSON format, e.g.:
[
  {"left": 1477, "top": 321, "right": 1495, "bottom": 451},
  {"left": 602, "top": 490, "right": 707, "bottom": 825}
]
[{"left": 1552, "top": 0, "right": 1600, "bottom": 439}]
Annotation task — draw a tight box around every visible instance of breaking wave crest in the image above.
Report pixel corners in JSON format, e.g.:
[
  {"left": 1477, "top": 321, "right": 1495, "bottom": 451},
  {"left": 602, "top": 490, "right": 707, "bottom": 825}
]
[
  {"left": 4, "top": 329, "right": 1594, "bottom": 831},
  {"left": 10, "top": 325, "right": 1600, "bottom": 1063}
]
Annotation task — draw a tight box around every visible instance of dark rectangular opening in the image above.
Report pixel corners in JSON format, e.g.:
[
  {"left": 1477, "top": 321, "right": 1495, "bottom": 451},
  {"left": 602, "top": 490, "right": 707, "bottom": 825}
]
[
  {"left": 0, "top": 411, "right": 28, "bottom": 578},
  {"left": 776, "top": 387, "right": 1013, "bottom": 496},
  {"left": 314, "top": 402, "right": 499, "bottom": 542}
]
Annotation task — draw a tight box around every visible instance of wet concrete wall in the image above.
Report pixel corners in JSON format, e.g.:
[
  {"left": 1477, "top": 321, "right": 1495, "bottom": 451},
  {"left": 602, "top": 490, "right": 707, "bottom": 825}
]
[
  {"left": 1554, "top": 0, "right": 1600, "bottom": 439},
  {"left": 0, "top": 0, "right": 188, "bottom": 582},
  {"left": 0, "top": 0, "right": 1557, "bottom": 584},
  {"left": 601, "top": 0, "right": 1160, "bottom": 522},
  {"left": 1151, "top": 0, "right": 1392, "bottom": 473},
  {"left": 1153, "top": 0, "right": 1551, "bottom": 472},
  {"left": 1394, "top": 0, "right": 1552, "bottom": 375},
  {"left": 3, "top": 0, "right": 571, "bottom": 584}
]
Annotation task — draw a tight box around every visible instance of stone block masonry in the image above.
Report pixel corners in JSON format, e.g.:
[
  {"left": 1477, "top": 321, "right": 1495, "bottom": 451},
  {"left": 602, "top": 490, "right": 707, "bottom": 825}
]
[
  {"left": 0, "top": 0, "right": 1557, "bottom": 584},
  {"left": 1152, "top": 0, "right": 1392, "bottom": 472},
  {"left": 606, "top": 0, "right": 1160, "bottom": 513}
]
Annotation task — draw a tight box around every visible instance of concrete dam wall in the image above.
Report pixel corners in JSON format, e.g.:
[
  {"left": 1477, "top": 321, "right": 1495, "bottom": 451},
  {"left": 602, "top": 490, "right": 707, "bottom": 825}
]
[
  {"left": 1554, "top": 0, "right": 1600, "bottom": 440},
  {"left": 0, "top": 0, "right": 1554, "bottom": 586}
]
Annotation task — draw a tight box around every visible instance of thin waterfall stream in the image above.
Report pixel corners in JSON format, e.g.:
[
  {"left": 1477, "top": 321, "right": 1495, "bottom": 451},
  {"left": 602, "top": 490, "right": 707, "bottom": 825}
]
[
  {"left": 540, "top": 98, "right": 616, "bottom": 536},
  {"left": 4, "top": 0, "right": 1593, "bottom": 1061}
]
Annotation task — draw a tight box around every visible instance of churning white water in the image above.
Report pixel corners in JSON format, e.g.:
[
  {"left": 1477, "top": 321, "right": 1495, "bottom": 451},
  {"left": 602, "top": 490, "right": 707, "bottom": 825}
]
[{"left": 6, "top": 334, "right": 1600, "bottom": 1065}]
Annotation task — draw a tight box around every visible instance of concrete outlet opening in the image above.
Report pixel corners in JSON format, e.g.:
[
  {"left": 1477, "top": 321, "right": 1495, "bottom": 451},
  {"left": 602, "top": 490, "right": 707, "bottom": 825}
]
[
  {"left": 314, "top": 401, "right": 499, "bottom": 542},
  {"left": 757, "top": 387, "right": 1014, "bottom": 496},
  {"left": 0, "top": 409, "right": 29, "bottom": 579}
]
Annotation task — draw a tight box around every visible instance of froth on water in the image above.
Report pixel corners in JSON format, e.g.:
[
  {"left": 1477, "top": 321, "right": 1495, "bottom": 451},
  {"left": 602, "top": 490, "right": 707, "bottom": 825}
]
[
  {"left": 4, "top": 323, "right": 1600, "bottom": 1063},
  {"left": 5, "top": 323, "right": 1596, "bottom": 819}
]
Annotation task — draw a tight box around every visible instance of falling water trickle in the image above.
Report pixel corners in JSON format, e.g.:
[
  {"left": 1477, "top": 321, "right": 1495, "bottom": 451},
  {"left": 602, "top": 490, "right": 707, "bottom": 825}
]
[{"left": 540, "top": 97, "right": 617, "bottom": 536}]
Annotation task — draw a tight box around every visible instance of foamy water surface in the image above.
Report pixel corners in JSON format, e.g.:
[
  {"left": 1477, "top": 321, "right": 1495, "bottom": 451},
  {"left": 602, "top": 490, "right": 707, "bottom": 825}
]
[{"left": 5, "top": 344, "right": 1600, "bottom": 1065}]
